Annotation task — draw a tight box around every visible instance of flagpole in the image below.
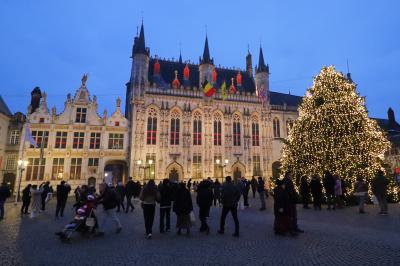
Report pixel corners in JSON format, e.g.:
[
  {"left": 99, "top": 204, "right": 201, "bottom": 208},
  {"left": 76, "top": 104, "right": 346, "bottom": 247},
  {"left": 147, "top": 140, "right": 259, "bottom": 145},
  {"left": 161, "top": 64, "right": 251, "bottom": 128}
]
[{"left": 15, "top": 124, "right": 27, "bottom": 204}]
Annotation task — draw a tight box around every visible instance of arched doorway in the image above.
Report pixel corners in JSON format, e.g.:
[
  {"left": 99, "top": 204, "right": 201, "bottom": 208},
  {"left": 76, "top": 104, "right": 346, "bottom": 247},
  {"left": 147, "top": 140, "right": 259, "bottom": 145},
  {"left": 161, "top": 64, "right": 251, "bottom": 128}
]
[
  {"left": 231, "top": 161, "right": 246, "bottom": 182},
  {"left": 104, "top": 160, "right": 128, "bottom": 185},
  {"left": 272, "top": 161, "right": 282, "bottom": 180},
  {"left": 88, "top": 177, "right": 96, "bottom": 187},
  {"left": 166, "top": 162, "right": 184, "bottom": 182},
  {"left": 3, "top": 173, "right": 16, "bottom": 193}
]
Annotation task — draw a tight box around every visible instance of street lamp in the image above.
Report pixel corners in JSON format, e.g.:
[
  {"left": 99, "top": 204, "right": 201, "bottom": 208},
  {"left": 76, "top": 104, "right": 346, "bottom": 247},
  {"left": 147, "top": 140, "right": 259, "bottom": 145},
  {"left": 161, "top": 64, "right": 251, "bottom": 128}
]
[
  {"left": 15, "top": 159, "right": 29, "bottom": 203},
  {"left": 138, "top": 159, "right": 153, "bottom": 183}
]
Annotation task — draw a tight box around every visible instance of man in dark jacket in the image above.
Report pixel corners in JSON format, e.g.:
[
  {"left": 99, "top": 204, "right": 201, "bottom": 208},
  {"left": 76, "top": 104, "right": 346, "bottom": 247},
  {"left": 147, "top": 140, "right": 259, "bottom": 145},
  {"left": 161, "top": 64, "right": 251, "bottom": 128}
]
[
  {"left": 283, "top": 171, "right": 304, "bottom": 234},
  {"left": 55, "top": 181, "right": 71, "bottom": 218},
  {"left": 96, "top": 183, "right": 122, "bottom": 235},
  {"left": 0, "top": 182, "right": 11, "bottom": 220},
  {"left": 310, "top": 175, "right": 323, "bottom": 210},
  {"left": 213, "top": 179, "right": 221, "bottom": 206},
  {"left": 323, "top": 171, "right": 335, "bottom": 210},
  {"left": 21, "top": 184, "right": 32, "bottom": 215},
  {"left": 372, "top": 170, "right": 389, "bottom": 215},
  {"left": 258, "top": 177, "right": 266, "bottom": 211},
  {"left": 300, "top": 176, "right": 310, "bottom": 209},
  {"left": 159, "top": 179, "right": 173, "bottom": 233},
  {"left": 40, "top": 181, "right": 51, "bottom": 211},
  {"left": 125, "top": 177, "right": 135, "bottom": 213},
  {"left": 250, "top": 176, "right": 258, "bottom": 198},
  {"left": 218, "top": 176, "right": 240, "bottom": 237},
  {"left": 241, "top": 178, "right": 250, "bottom": 207},
  {"left": 115, "top": 182, "right": 125, "bottom": 212},
  {"left": 273, "top": 179, "right": 295, "bottom": 236},
  {"left": 196, "top": 180, "right": 214, "bottom": 233}
]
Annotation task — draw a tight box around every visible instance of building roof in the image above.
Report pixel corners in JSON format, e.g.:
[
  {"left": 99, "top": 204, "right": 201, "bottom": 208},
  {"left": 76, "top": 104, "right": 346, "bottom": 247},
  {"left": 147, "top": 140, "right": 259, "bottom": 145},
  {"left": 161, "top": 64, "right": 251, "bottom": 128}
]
[
  {"left": 269, "top": 91, "right": 303, "bottom": 106},
  {"left": 0, "top": 95, "right": 12, "bottom": 116}
]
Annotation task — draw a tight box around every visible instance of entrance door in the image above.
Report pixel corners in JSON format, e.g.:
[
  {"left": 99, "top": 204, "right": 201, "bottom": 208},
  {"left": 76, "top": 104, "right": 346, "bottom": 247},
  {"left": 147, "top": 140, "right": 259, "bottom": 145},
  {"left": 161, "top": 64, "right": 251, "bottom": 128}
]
[
  {"left": 3, "top": 173, "right": 16, "bottom": 193},
  {"left": 233, "top": 167, "right": 242, "bottom": 181},
  {"left": 169, "top": 168, "right": 179, "bottom": 182}
]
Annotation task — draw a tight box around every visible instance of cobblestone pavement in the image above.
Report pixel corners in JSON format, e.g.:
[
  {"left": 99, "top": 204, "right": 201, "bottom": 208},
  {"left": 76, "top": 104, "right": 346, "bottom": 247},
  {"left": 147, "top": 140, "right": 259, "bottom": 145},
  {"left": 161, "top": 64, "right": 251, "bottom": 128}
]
[{"left": 0, "top": 196, "right": 399, "bottom": 266}]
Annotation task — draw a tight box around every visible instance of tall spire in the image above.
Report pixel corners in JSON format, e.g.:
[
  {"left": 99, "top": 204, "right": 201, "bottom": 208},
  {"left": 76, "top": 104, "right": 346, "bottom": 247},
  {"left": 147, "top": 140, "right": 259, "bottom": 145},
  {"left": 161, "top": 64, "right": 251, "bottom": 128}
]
[
  {"left": 256, "top": 46, "right": 268, "bottom": 73},
  {"left": 133, "top": 21, "right": 149, "bottom": 56},
  {"left": 200, "top": 35, "right": 213, "bottom": 65}
]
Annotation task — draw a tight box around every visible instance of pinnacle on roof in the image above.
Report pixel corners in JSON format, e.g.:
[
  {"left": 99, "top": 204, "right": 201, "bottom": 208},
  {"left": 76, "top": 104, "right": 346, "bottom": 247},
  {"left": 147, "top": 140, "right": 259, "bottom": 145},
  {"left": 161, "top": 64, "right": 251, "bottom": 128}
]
[
  {"left": 200, "top": 35, "right": 213, "bottom": 65},
  {"left": 133, "top": 21, "right": 149, "bottom": 56},
  {"left": 256, "top": 46, "right": 268, "bottom": 73}
]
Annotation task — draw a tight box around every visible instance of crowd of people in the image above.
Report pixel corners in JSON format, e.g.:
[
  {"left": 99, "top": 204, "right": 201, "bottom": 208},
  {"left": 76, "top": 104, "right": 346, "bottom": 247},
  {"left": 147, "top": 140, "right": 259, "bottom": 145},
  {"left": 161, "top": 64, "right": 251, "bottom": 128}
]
[{"left": 0, "top": 169, "right": 393, "bottom": 240}]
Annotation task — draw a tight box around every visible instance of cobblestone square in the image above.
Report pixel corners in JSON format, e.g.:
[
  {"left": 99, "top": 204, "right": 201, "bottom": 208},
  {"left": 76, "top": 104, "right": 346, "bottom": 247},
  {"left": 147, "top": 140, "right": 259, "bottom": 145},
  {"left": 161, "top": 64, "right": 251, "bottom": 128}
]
[{"left": 0, "top": 197, "right": 399, "bottom": 266}]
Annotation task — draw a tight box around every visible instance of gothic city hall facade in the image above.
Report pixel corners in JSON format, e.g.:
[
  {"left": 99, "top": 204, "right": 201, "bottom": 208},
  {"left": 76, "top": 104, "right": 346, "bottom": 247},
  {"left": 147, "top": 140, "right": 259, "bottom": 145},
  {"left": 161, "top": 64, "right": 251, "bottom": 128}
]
[{"left": 19, "top": 23, "right": 301, "bottom": 189}]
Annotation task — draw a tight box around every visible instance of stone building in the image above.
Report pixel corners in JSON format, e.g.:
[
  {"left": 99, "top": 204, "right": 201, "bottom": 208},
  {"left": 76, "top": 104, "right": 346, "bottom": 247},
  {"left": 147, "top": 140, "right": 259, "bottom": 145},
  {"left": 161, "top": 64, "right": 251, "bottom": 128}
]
[
  {"left": 0, "top": 96, "right": 12, "bottom": 183},
  {"left": 18, "top": 77, "right": 129, "bottom": 190},
  {"left": 126, "top": 23, "right": 301, "bottom": 183}
]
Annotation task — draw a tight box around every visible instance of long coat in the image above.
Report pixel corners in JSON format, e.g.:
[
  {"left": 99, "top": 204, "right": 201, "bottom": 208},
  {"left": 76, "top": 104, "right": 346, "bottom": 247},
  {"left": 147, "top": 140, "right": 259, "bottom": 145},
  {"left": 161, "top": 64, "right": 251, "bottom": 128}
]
[{"left": 173, "top": 187, "right": 193, "bottom": 215}]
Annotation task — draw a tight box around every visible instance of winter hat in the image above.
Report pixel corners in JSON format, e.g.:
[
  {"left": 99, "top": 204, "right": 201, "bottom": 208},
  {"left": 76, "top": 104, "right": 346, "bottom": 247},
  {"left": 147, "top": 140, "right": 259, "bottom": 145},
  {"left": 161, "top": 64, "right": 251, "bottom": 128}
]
[{"left": 87, "top": 195, "right": 95, "bottom": 201}]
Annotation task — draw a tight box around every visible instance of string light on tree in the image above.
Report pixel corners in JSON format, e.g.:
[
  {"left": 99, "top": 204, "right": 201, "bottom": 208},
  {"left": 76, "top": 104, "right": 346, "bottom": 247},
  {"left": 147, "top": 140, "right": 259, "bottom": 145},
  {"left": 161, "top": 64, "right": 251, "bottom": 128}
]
[{"left": 280, "top": 66, "right": 390, "bottom": 193}]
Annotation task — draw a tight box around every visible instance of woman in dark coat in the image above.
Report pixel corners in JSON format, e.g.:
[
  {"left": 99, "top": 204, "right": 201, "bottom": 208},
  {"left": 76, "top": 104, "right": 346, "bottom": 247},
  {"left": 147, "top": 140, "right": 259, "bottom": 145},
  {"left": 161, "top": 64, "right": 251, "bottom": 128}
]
[
  {"left": 273, "top": 179, "right": 294, "bottom": 236},
  {"left": 173, "top": 182, "right": 193, "bottom": 236},
  {"left": 196, "top": 180, "right": 213, "bottom": 234}
]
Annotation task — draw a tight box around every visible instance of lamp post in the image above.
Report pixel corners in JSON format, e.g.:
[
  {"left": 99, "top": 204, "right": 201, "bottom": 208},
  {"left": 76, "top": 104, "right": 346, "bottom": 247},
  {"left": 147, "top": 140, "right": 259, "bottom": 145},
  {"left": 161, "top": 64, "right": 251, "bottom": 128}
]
[{"left": 15, "top": 159, "right": 29, "bottom": 203}]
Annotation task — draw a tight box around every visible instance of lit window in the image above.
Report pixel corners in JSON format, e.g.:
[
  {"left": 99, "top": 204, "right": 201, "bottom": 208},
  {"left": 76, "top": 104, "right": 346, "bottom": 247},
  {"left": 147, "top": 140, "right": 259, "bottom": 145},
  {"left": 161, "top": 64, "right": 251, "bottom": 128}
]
[
  {"left": 170, "top": 110, "right": 180, "bottom": 145},
  {"left": 193, "top": 112, "right": 202, "bottom": 145},
  {"left": 9, "top": 130, "right": 20, "bottom": 145},
  {"left": 25, "top": 158, "right": 46, "bottom": 181},
  {"left": 233, "top": 114, "right": 241, "bottom": 146},
  {"left": 213, "top": 113, "right": 222, "bottom": 146},
  {"left": 192, "top": 154, "right": 202, "bottom": 179},
  {"left": 5, "top": 154, "right": 17, "bottom": 170},
  {"left": 147, "top": 108, "right": 157, "bottom": 145},
  {"left": 70, "top": 158, "right": 82, "bottom": 180},
  {"left": 52, "top": 158, "right": 64, "bottom": 180},
  {"left": 252, "top": 155, "right": 261, "bottom": 176}
]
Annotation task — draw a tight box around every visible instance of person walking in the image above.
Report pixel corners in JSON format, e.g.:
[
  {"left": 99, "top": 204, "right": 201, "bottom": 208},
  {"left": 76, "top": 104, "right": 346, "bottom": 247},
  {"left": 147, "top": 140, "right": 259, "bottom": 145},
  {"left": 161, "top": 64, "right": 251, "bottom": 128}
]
[
  {"left": 30, "top": 185, "right": 43, "bottom": 218},
  {"left": 334, "top": 175, "right": 343, "bottom": 209},
  {"left": 125, "top": 177, "right": 135, "bottom": 213},
  {"left": 372, "top": 170, "right": 389, "bottom": 215},
  {"left": 21, "top": 184, "right": 32, "bottom": 215},
  {"left": 139, "top": 180, "right": 160, "bottom": 239},
  {"left": 310, "top": 175, "right": 323, "bottom": 210},
  {"left": 242, "top": 178, "right": 250, "bottom": 207},
  {"left": 173, "top": 182, "right": 193, "bottom": 236},
  {"left": 55, "top": 181, "right": 71, "bottom": 218},
  {"left": 251, "top": 176, "right": 258, "bottom": 198},
  {"left": 40, "top": 181, "right": 51, "bottom": 211},
  {"left": 257, "top": 177, "right": 267, "bottom": 211},
  {"left": 283, "top": 171, "right": 304, "bottom": 234},
  {"left": 96, "top": 183, "right": 122, "bottom": 236},
  {"left": 300, "top": 176, "right": 310, "bottom": 209},
  {"left": 0, "top": 183, "right": 11, "bottom": 220},
  {"left": 354, "top": 176, "right": 368, "bottom": 214},
  {"left": 213, "top": 179, "right": 221, "bottom": 206},
  {"left": 196, "top": 180, "right": 213, "bottom": 234},
  {"left": 218, "top": 176, "right": 240, "bottom": 237},
  {"left": 323, "top": 172, "right": 335, "bottom": 210},
  {"left": 159, "top": 179, "right": 173, "bottom": 233},
  {"left": 115, "top": 182, "right": 125, "bottom": 213}
]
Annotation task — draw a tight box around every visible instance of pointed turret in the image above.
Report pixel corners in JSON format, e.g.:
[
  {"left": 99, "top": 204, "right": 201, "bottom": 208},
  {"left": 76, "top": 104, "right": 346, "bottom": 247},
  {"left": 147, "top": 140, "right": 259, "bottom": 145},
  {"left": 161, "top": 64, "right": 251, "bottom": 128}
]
[
  {"left": 200, "top": 35, "right": 213, "bottom": 65},
  {"left": 133, "top": 22, "right": 149, "bottom": 56},
  {"left": 256, "top": 46, "right": 268, "bottom": 73},
  {"left": 246, "top": 48, "right": 253, "bottom": 77},
  {"left": 179, "top": 50, "right": 182, "bottom": 64}
]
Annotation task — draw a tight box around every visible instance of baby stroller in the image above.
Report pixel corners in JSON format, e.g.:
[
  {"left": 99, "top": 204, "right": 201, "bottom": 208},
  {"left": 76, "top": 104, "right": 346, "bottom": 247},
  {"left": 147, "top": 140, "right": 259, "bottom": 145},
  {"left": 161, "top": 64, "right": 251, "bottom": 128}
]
[{"left": 56, "top": 196, "right": 98, "bottom": 241}]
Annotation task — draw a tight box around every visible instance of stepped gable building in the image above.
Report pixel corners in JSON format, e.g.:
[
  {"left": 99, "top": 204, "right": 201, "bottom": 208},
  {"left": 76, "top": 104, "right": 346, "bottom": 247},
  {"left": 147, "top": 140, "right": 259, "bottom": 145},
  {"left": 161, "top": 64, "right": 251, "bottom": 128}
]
[
  {"left": 126, "top": 22, "right": 301, "bottom": 183},
  {"left": 19, "top": 76, "right": 129, "bottom": 189}
]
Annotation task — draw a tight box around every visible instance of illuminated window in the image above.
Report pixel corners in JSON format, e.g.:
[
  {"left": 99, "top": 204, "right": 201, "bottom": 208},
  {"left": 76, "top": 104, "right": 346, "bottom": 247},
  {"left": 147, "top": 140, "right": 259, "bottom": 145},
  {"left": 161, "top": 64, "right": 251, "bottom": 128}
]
[
  {"left": 193, "top": 111, "right": 202, "bottom": 145},
  {"left": 253, "top": 155, "right": 261, "bottom": 176},
  {"left": 170, "top": 110, "right": 180, "bottom": 145},
  {"left": 26, "top": 158, "right": 45, "bottom": 181},
  {"left": 213, "top": 113, "right": 222, "bottom": 146},
  {"left": 233, "top": 114, "right": 241, "bottom": 146},
  {"left": 147, "top": 108, "right": 157, "bottom": 145},
  {"left": 9, "top": 130, "right": 20, "bottom": 145},
  {"left": 52, "top": 158, "right": 64, "bottom": 180},
  {"left": 70, "top": 158, "right": 82, "bottom": 180},
  {"left": 192, "top": 154, "right": 202, "bottom": 179}
]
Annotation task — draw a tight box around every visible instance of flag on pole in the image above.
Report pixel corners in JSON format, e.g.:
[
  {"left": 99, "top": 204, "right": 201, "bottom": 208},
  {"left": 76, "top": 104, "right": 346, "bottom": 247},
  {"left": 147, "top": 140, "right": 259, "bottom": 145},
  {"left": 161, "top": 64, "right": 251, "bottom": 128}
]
[
  {"left": 24, "top": 123, "right": 38, "bottom": 148},
  {"left": 203, "top": 81, "right": 216, "bottom": 97},
  {"left": 221, "top": 81, "right": 227, "bottom": 100}
]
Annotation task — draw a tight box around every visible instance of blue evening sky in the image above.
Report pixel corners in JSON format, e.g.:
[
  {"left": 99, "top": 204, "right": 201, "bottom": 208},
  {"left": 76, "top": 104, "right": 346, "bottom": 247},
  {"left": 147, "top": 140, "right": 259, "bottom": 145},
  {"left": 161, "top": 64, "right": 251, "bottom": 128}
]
[{"left": 0, "top": 0, "right": 399, "bottom": 119}]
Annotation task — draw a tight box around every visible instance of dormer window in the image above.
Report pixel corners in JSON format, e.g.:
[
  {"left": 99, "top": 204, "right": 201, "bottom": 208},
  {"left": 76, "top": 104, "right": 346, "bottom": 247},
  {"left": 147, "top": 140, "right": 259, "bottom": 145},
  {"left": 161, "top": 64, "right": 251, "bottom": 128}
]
[
  {"left": 115, "top": 121, "right": 120, "bottom": 127},
  {"left": 75, "top": 107, "right": 87, "bottom": 123},
  {"left": 39, "top": 118, "right": 45, "bottom": 123}
]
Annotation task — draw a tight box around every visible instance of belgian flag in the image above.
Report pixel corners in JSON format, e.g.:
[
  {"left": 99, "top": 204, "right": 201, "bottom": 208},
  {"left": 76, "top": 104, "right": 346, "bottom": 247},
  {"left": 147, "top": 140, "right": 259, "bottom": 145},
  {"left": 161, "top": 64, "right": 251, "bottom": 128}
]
[{"left": 203, "top": 80, "right": 216, "bottom": 97}]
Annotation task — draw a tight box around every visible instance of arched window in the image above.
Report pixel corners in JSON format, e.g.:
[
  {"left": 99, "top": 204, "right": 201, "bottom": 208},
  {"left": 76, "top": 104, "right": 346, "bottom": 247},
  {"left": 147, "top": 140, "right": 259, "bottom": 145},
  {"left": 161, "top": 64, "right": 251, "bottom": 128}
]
[
  {"left": 286, "top": 119, "right": 293, "bottom": 137},
  {"left": 193, "top": 111, "right": 202, "bottom": 145},
  {"left": 147, "top": 108, "right": 157, "bottom": 145},
  {"left": 233, "top": 114, "right": 241, "bottom": 146},
  {"left": 170, "top": 110, "right": 180, "bottom": 145},
  {"left": 213, "top": 113, "right": 222, "bottom": 146},
  {"left": 251, "top": 115, "right": 260, "bottom": 146},
  {"left": 273, "top": 118, "right": 280, "bottom": 138}
]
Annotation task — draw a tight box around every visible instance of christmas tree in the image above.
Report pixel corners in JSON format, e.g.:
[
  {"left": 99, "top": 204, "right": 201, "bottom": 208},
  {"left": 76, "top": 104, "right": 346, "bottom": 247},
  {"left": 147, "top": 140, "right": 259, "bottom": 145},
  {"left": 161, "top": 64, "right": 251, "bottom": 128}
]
[{"left": 280, "top": 66, "right": 390, "bottom": 186}]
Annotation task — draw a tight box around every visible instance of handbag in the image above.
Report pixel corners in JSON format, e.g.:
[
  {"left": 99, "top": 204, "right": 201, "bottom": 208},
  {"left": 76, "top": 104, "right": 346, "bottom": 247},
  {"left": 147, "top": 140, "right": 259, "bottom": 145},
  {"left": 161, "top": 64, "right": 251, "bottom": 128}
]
[
  {"left": 189, "top": 211, "right": 196, "bottom": 225},
  {"left": 85, "top": 210, "right": 96, "bottom": 227}
]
